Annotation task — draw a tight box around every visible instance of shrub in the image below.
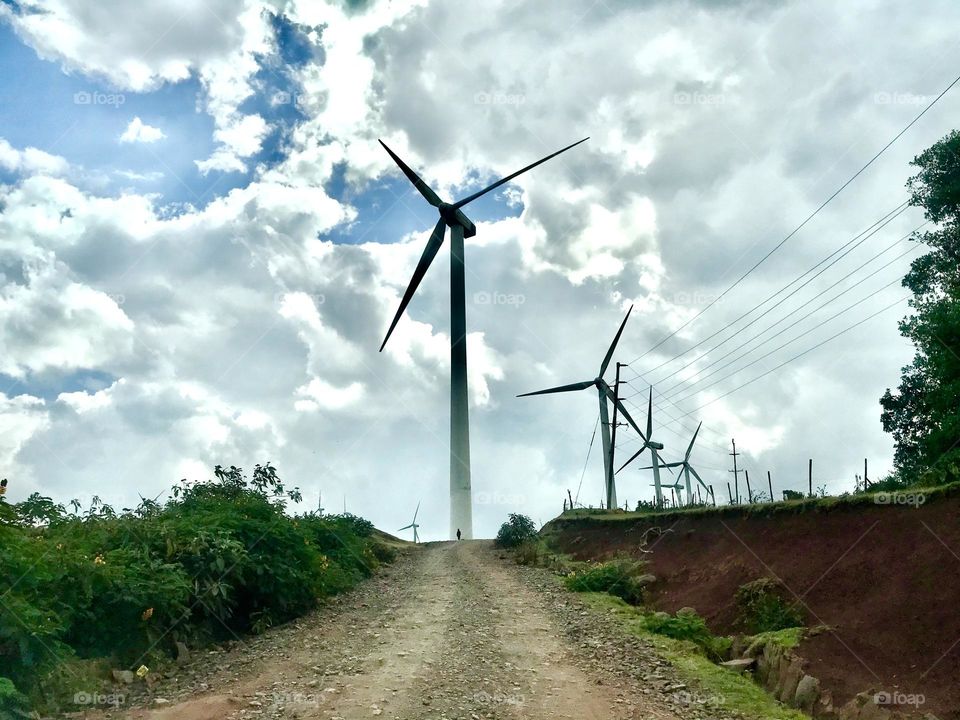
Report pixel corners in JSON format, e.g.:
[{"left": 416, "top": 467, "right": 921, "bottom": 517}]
[
  {"left": 643, "top": 608, "right": 732, "bottom": 661},
  {"left": 564, "top": 558, "right": 654, "bottom": 605},
  {"left": 495, "top": 514, "right": 537, "bottom": 548},
  {"left": 0, "top": 464, "right": 391, "bottom": 715},
  {"left": 513, "top": 539, "right": 545, "bottom": 566},
  {"left": 735, "top": 578, "right": 804, "bottom": 633}
]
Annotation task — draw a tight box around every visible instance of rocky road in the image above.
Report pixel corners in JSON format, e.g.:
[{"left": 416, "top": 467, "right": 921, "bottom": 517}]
[{"left": 108, "top": 541, "right": 734, "bottom": 720}]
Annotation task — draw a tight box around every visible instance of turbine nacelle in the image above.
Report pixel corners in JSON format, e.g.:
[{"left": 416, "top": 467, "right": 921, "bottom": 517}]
[{"left": 438, "top": 202, "right": 477, "bottom": 237}]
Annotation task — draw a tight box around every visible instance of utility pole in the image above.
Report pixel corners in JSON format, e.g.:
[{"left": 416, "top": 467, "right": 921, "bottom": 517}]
[
  {"left": 767, "top": 471, "right": 773, "bottom": 503},
  {"left": 808, "top": 459, "right": 813, "bottom": 498},
  {"left": 745, "top": 469, "right": 753, "bottom": 503},
  {"left": 606, "top": 362, "right": 628, "bottom": 510},
  {"left": 864, "top": 458, "right": 869, "bottom": 489},
  {"left": 729, "top": 439, "right": 742, "bottom": 504}
]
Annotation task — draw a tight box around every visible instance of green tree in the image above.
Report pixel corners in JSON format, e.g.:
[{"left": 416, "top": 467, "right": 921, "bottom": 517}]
[
  {"left": 880, "top": 130, "right": 960, "bottom": 482},
  {"left": 495, "top": 513, "right": 537, "bottom": 548}
]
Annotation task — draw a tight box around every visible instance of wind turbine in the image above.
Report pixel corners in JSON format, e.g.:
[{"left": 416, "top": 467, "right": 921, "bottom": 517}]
[
  {"left": 398, "top": 501, "right": 421, "bottom": 543},
  {"left": 662, "top": 422, "right": 713, "bottom": 506},
  {"left": 616, "top": 388, "right": 666, "bottom": 506},
  {"left": 378, "top": 136, "right": 589, "bottom": 540},
  {"left": 518, "top": 305, "right": 645, "bottom": 509}
]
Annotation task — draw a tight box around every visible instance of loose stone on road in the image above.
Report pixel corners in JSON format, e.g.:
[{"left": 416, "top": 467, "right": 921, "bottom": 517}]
[{"left": 113, "top": 542, "right": 724, "bottom": 720}]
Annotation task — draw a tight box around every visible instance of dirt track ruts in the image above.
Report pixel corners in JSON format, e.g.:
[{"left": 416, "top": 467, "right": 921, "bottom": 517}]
[{"left": 104, "top": 541, "right": 731, "bottom": 720}]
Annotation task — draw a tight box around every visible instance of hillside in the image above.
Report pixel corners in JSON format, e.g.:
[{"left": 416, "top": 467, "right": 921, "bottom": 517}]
[{"left": 542, "top": 486, "right": 960, "bottom": 718}]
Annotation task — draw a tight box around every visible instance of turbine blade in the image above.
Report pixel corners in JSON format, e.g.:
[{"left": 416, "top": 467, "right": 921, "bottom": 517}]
[
  {"left": 689, "top": 466, "right": 709, "bottom": 493},
  {"left": 398, "top": 524, "right": 413, "bottom": 531},
  {"left": 378, "top": 140, "right": 443, "bottom": 207},
  {"left": 599, "top": 305, "right": 633, "bottom": 377},
  {"left": 600, "top": 384, "right": 646, "bottom": 441},
  {"left": 636, "top": 461, "right": 682, "bottom": 471},
  {"left": 685, "top": 421, "right": 702, "bottom": 461},
  {"left": 646, "top": 387, "right": 653, "bottom": 440},
  {"left": 452, "top": 137, "right": 589, "bottom": 209},
  {"left": 413, "top": 501, "right": 420, "bottom": 524},
  {"left": 517, "top": 379, "right": 594, "bottom": 397},
  {"left": 380, "top": 219, "right": 446, "bottom": 351},
  {"left": 616, "top": 447, "right": 645, "bottom": 474}
]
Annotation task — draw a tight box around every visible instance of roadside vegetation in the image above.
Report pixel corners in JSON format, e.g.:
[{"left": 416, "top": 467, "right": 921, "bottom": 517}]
[
  {"left": 498, "top": 512, "right": 808, "bottom": 719},
  {"left": 0, "top": 464, "right": 394, "bottom": 715}
]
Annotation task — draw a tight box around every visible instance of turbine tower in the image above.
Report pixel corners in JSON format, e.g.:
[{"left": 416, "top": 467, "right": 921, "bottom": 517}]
[
  {"left": 378, "top": 136, "right": 589, "bottom": 540},
  {"left": 616, "top": 387, "right": 666, "bottom": 506},
  {"left": 398, "top": 501, "right": 421, "bottom": 543},
  {"left": 518, "top": 306, "right": 645, "bottom": 509}
]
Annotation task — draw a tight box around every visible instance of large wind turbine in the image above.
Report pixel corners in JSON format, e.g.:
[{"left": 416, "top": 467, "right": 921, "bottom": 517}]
[
  {"left": 398, "top": 501, "right": 421, "bottom": 543},
  {"left": 616, "top": 388, "right": 666, "bottom": 506},
  {"left": 518, "top": 305, "right": 644, "bottom": 509},
  {"left": 378, "top": 136, "right": 588, "bottom": 540}
]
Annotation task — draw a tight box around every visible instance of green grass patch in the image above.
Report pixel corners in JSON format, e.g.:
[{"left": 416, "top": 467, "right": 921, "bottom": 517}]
[
  {"left": 544, "top": 480, "right": 960, "bottom": 532},
  {"left": 580, "top": 593, "right": 807, "bottom": 720},
  {"left": 564, "top": 557, "right": 653, "bottom": 605}
]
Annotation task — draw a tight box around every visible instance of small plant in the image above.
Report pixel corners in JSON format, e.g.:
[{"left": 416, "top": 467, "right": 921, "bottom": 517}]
[
  {"left": 643, "top": 608, "right": 732, "bottom": 661},
  {"left": 564, "top": 557, "right": 654, "bottom": 605},
  {"left": 513, "top": 539, "right": 545, "bottom": 566},
  {"left": 734, "top": 578, "right": 804, "bottom": 634},
  {"left": 495, "top": 514, "right": 538, "bottom": 548}
]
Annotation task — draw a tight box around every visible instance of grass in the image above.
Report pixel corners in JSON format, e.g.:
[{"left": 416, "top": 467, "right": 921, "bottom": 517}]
[
  {"left": 580, "top": 592, "right": 807, "bottom": 720},
  {"left": 545, "top": 479, "right": 960, "bottom": 530}
]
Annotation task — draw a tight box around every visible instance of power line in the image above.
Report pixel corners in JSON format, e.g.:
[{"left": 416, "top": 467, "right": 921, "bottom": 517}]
[
  {"left": 629, "top": 71, "right": 960, "bottom": 364},
  {"left": 574, "top": 411, "right": 600, "bottom": 506},
  {"left": 672, "top": 294, "right": 909, "bottom": 417},
  {"left": 660, "top": 226, "right": 924, "bottom": 400},
  {"left": 638, "top": 202, "right": 911, "bottom": 383}
]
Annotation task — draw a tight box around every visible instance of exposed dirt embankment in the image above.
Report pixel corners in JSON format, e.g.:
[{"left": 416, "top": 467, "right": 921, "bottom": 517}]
[{"left": 542, "top": 492, "right": 960, "bottom": 719}]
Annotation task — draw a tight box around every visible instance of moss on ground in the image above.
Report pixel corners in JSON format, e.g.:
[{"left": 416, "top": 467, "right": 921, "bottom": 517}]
[{"left": 581, "top": 592, "right": 808, "bottom": 720}]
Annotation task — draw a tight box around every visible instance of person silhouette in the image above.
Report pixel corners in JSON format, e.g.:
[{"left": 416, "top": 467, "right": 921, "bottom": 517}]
[{"left": 456, "top": 528, "right": 461, "bottom": 541}]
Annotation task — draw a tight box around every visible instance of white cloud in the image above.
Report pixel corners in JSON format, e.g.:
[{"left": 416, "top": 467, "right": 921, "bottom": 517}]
[
  {"left": 119, "top": 117, "right": 166, "bottom": 144},
  {"left": 0, "top": 137, "right": 69, "bottom": 176}
]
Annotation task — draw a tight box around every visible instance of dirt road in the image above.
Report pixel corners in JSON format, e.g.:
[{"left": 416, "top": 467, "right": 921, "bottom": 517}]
[{"left": 110, "top": 542, "right": 725, "bottom": 720}]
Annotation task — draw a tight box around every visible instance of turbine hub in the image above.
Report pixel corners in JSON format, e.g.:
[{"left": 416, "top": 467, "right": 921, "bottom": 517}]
[{"left": 439, "top": 202, "right": 477, "bottom": 238}]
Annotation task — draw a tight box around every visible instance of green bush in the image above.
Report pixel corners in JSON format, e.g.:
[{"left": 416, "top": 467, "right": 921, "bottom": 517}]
[
  {"left": 495, "top": 514, "right": 538, "bottom": 548},
  {"left": 0, "top": 464, "right": 391, "bottom": 715},
  {"left": 735, "top": 578, "right": 804, "bottom": 634},
  {"left": 564, "top": 558, "right": 653, "bottom": 605},
  {"left": 643, "top": 608, "right": 732, "bottom": 661}
]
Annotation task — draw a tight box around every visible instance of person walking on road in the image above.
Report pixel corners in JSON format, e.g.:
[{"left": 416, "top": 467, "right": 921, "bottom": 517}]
[{"left": 456, "top": 528, "right": 461, "bottom": 541}]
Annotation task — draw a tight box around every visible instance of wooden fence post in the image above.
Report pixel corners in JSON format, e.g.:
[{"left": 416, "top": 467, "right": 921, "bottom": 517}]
[{"left": 767, "top": 471, "right": 773, "bottom": 503}]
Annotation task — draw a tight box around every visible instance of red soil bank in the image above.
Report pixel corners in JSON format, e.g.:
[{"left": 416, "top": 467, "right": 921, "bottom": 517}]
[{"left": 544, "top": 494, "right": 960, "bottom": 718}]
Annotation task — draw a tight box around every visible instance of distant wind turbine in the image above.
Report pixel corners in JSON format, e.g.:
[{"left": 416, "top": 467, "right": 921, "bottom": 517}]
[
  {"left": 661, "top": 422, "right": 713, "bottom": 506},
  {"left": 378, "top": 136, "right": 589, "bottom": 540},
  {"left": 398, "top": 501, "right": 421, "bottom": 543},
  {"left": 518, "top": 305, "right": 645, "bottom": 509},
  {"left": 616, "top": 388, "right": 666, "bottom": 506}
]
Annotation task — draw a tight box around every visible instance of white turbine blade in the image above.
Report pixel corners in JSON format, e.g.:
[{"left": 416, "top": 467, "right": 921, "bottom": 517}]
[
  {"left": 517, "top": 379, "right": 594, "bottom": 397},
  {"left": 685, "top": 421, "right": 702, "bottom": 461},
  {"left": 599, "top": 305, "right": 633, "bottom": 377},
  {"left": 452, "top": 137, "right": 589, "bottom": 209},
  {"left": 413, "top": 501, "right": 420, "bottom": 524},
  {"left": 646, "top": 386, "right": 653, "bottom": 439},
  {"left": 378, "top": 140, "right": 443, "bottom": 207},
  {"left": 616, "top": 446, "right": 646, "bottom": 474},
  {"left": 398, "top": 523, "right": 414, "bottom": 531},
  {"left": 380, "top": 218, "right": 446, "bottom": 352}
]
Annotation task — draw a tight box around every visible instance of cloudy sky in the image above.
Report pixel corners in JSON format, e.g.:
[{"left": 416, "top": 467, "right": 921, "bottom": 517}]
[{"left": 1, "top": 0, "right": 958, "bottom": 540}]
